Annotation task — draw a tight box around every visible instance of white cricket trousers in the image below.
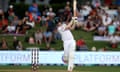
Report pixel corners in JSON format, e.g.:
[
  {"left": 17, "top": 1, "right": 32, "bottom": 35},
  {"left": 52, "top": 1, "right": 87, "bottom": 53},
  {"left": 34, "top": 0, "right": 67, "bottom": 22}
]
[{"left": 63, "top": 40, "right": 76, "bottom": 71}]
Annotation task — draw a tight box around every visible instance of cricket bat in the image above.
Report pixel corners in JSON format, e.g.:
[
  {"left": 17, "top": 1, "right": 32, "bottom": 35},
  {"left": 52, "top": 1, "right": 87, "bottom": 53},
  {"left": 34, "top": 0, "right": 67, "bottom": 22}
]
[
  {"left": 73, "top": 0, "right": 77, "bottom": 17},
  {"left": 73, "top": 0, "right": 78, "bottom": 25}
]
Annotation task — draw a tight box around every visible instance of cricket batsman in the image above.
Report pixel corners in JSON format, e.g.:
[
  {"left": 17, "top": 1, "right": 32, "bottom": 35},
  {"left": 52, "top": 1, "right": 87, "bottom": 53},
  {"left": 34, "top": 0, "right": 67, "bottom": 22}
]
[
  {"left": 57, "top": 16, "right": 78, "bottom": 72},
  {"left": 57, "top": 0, "right": 78, "bottom": 72}
]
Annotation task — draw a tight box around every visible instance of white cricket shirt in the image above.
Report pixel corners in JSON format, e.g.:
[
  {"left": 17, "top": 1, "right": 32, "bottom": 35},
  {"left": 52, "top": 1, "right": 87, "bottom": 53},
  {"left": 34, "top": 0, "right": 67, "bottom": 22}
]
[{"left": 58, "top": 24, "right": 74, "bottom": 41}]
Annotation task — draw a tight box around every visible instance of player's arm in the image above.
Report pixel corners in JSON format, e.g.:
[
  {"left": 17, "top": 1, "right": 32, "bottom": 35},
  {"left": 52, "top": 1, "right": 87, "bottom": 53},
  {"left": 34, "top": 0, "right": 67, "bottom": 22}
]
[
  {"left": 65, "top": 19, "right": 74, "bottom": 29},
  {"left": 70, "top": 21, "right": 76, "bottom": 30},
  {"left": 65, "top": 17, "right": 77, "bottom": 30}
]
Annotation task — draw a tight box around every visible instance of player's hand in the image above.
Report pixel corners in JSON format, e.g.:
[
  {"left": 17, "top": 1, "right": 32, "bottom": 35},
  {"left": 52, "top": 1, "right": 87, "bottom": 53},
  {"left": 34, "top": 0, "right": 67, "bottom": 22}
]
[
  {"left": 72, "top": 17, "right": 78, "bottom": 25},
  {"left": 72, "top": 17, "right": 77, "bottom": 20}
]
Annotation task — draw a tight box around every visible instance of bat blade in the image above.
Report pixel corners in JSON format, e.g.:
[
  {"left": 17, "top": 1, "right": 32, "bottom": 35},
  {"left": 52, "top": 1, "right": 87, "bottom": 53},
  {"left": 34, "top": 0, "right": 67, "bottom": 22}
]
[{"left": 73, "top": 0, "right": 77, "bottom": 17}]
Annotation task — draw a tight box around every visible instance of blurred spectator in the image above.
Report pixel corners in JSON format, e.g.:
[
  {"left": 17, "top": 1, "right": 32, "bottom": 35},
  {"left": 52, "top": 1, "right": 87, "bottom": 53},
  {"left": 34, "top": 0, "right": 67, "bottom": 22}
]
[
  {"left": 0, "top": 8, "right": 3, "bottom": 15},
  {"left": 1, "top": 23, "right": 8, "bottom": 33},
  {"left": 77, "top": 14, "right": 84, "bottom": 25},
  {"left": 109, "top": 34, "right": 119, "bottom": 48},
  {"left": 83, "top": 17, "right": 96, "bottom": 32},
  {"left": 113, "top": 16, "right": 120, "bottom": 27},
  {"left": 98, "top": 9, "right": 106, "bottom": 17},
  {"left": 45, "top": 15, "right": 56, "bottom": 32},
  {"left": 15, "top": 20, "right": 31, "bottom": 34},
  {"left": 8, "top": 5, "right": 15, "bottom": 16},
  {"left": 2, "top": 22, "right": 15, "bottom": 33},
  {"left": 116, "top": 24, "right": 120, "bottom": 35},
  {"left": 80, "top": 2, "right": 92, "bottom": 20},
  {"left": 0, "top": 8, "right": 3, "bottom": 28},
  {"left": 94, "top": 24, "right": 107, "bottom": 36},
  {"left": 101, "top": 4, "right": 109, "bottom": 10},
  {"left": 107, "top": 21, "right": 116, "bottom": 35},
  {"left": 15, "top": 20, "right": 24, "bottom": 34},
  {"left": 8, "top": 5, "right": 15, "bottom": 23},
  {"left": 66, "top": 1, "right": 70, "bottom": 7},
  {"left": 46, "top": 7, "right": 56, "bottom": 18},
  {"left": 0, "top": 15, "right": 8, "bottom": 33},
  {"left": 63, "top": 4, "right": 72, "bottom": 23},
  {"left": 23, "top": 11, "right": 35, "bottom": 28},
  {"left": 42, "top": 5, "right": 49, "bottom": 15},
  {"left": 104, "top": 0, "right": 112, "bottom": 6},
  {"left": 28, "top": 3, "right": 41, "bottom": 22},
  {"left": 7, "top": 22, "right": 16, "bottom": 33},
  {"left": 92, "top": 14, "right": 102, "bottom": 27},
  {"left": 41, "top": 5, "right": 49, "bottom": 26},
  {"left": 12, "top": 16, "right": 19, "bottom": 26},
  {"left": 89, "top": 7, "right": 97, "bottom": 17},
  {"left": 53, "top": 27, "right": 61, "bottom": 40},
  {"left": 0, "top": 38, "right": 8, "bottom": 50},
  {"left": 0, "top": 10, "right": 8, "bottom": 29},
  {"left": 28, "top": 36, "right": 35, "bottom": 44},
  {"left": 23, "top": 11, "right": 33, "bottom": 22},
  {"left": 41, "top": 11, "right": 47, "bottom": 26},
  {"left": 102, "top": 13, "right": 112, "bottom": 26},
  {"left": 76, "top": 37, "right": 88, "bottom": 51},
  {"left": 8, "top": 12, "right": 15, "bottom": 23},
  {"left": 92, "top": 0, "right": 101, "bottom": 8},
  {"left": 25, "top": 18, "right": 35, "bottom": 28},
  {"left": 43, "top": 29, "right": 52, "bottom": 49},
  {"left": 34, "top": 29, "right": 43, "bottom": 45},
  {"left": 117, "top": 8, "right": 120, "bottom": 20},
  {"left": 12, "top": 36, "right": 23, "bottom": 50},
  {"left": 2, "top": 15, "right": 8, "bottom": 26},
  {"left": 17, "top": 40, "right": 23, "bottom": 50}
]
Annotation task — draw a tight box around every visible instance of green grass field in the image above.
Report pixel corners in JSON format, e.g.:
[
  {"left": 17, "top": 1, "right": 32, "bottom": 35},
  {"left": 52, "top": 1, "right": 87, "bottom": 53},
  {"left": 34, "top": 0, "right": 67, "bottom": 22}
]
[{"left": 0, "top": 65, "right": 120, "bottom": 72}]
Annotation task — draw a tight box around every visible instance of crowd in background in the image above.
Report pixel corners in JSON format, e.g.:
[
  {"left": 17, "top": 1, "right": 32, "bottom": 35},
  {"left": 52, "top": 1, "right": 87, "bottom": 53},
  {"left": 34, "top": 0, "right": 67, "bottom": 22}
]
[{"left": 0, "top": 0, "right": 120, "bottom": 51}]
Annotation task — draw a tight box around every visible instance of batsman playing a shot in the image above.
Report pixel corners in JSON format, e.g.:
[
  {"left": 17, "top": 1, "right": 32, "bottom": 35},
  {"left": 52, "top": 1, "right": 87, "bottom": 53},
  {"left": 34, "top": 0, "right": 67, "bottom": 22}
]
[
  {"left": 57, "top": 0, "right": 78, "bottom": 72},
  {"left": 57, "top": 17, "right": 78, "bottom": 72}
]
